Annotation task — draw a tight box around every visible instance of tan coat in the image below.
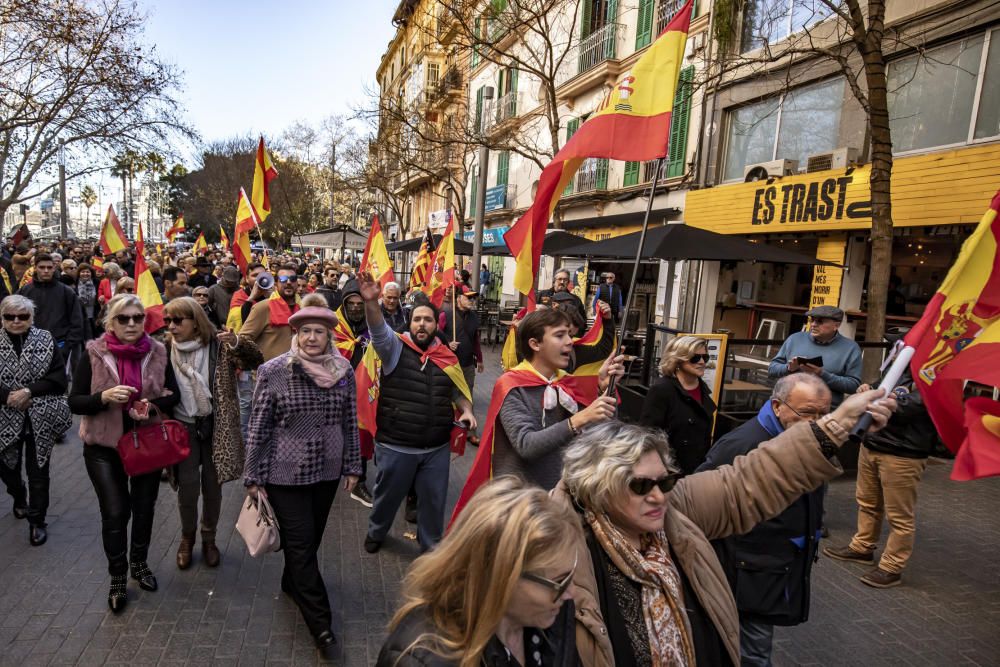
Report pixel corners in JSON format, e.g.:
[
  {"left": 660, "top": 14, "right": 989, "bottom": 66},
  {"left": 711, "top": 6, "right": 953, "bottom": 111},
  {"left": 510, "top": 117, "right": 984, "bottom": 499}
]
[
  {"left": 238, "top": 298, "right": 293, "bottom": 362},
  {"left": 553, "top": 421, "right": 841, "bottom": 666}
]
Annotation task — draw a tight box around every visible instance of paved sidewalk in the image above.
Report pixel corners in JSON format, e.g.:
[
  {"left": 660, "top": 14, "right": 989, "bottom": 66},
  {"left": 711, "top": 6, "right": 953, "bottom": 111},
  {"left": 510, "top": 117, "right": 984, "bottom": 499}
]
[{"left": 1, "top": 349, "right": 999, "bottom": 666}]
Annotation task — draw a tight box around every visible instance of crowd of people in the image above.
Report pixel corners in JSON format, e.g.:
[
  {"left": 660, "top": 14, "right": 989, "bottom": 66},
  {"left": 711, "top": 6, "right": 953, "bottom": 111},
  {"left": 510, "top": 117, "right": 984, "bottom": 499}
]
[{"left": 1, "top": 236, "right": 926, "bottom": 665}]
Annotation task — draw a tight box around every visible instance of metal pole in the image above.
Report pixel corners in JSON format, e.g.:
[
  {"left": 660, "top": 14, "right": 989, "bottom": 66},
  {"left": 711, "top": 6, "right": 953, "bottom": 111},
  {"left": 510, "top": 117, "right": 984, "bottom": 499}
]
[
  {"left": 58, "top": 141, "right": 69, "bottom": 239},
  {"left": 606, "top": 158, "right": 665, "bottom": 395},
  {"left": 471, "top": 87, "right": 494, "bottom": 292}
]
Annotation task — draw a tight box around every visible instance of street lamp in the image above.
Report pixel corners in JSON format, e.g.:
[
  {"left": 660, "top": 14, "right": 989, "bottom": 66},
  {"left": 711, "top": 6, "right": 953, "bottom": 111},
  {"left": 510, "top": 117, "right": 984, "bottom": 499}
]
[{"left": 471, "top": 86, "right": 495, "bottom": 291}]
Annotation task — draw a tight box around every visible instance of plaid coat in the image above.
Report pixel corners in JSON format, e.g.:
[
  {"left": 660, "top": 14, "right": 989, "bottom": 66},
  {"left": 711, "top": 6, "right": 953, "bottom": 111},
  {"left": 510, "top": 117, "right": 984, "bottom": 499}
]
[{"left": 243, "top": 352, "right": 361, "bottom": 486}]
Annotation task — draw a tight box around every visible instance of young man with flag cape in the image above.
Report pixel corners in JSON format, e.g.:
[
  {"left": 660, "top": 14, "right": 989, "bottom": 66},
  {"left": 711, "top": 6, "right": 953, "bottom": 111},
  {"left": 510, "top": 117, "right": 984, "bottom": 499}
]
[
  {"left": 356, "top": 271, "right": 476, "bottom": 554},
  {"left": 451, "top": 308, "right": 624, "bottom": 523}
]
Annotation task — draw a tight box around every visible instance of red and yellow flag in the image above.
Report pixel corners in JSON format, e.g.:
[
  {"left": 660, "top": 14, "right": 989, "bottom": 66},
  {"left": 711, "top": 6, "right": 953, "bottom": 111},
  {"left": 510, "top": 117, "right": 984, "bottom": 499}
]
[
  {"left": 166, "top": 215, "right": 185, "bottom": 241},
  {"left": 360, "top": 215, "right": 395, "bottom": 288},
  {"left": 504, "top": 0, "right": 692, "bottom": 309},
  {"left": 91, "top": 256, "right": 104, "bottom": 271},
  {"left": 409, "top": 229, "right": 433, "bottom": 292},
  {"left": 219, "top": 225, "right": 230, "bottom": 250},
  {"left": 232, "top": 188, "right": 258, "bottom": 274},
  {"left": 426, "top": 212, "right": 457, "bottom": 308},
  {"left": 251, "top": 136, "right": 278, "bottom": 222},
  {"left": 99, "top": 205, "right": 129, "bottom": 255},
  {"left": 906, "top": 189, "right": 1000, "bottom": 480},
  {"left": 134, "top": 224, "right": 165, "bottom": 333},
  {"left": 192, "top": 232, "right": 208, "bottom": 255}
]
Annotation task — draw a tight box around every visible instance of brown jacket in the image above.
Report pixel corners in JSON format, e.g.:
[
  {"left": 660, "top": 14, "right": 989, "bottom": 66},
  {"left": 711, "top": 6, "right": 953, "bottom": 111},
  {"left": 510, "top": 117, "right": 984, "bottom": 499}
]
[
  {"left": 553, "top": 421, "right": 841, "bottom": 666},
  {"left": 239, "top": 298, "right": 293, "bottom": 362}
]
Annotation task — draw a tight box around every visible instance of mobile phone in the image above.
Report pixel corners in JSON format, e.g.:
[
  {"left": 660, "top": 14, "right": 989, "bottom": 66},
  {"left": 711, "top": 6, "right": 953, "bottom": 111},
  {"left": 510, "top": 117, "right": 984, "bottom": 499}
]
[
  {"left": 453, "top": 419, "right": 470, "bottom": 430},
  {"left": 132, "top": 400, "right": 149, "bottom": 418}
]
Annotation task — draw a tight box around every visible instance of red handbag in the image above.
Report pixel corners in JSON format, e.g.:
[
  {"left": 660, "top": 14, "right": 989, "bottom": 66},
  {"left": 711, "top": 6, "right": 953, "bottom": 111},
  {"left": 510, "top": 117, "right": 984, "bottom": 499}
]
[{"left": 116, "top": 404, "right": 191, "bottom": 477}]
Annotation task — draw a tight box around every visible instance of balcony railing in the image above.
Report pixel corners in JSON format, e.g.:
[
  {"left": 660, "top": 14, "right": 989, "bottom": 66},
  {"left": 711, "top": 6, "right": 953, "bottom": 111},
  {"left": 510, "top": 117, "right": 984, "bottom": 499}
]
[
  {"left": 575, "top": 158, "right": 610, "bottom": 193},
  {"left": 577, "top": 23, "right": 625, "bottom": 76},
  {"left": 643, "top": 159, "right": 663, "bottom": 183},
  {"left": 491, "top": 90, "right": 519, "bottom": 125},
  {"left": 431, "top": 66, "right": 462, "bottom": 104},
  {"left": 656, "top": 0, "right": 687, "bottom": 33}
]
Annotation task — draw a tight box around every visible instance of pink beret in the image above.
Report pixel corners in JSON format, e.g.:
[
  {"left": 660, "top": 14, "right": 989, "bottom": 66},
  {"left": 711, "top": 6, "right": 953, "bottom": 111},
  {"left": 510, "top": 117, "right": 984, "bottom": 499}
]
[{"left": 288, "top": 306, "right": 338, "bottom": 329}]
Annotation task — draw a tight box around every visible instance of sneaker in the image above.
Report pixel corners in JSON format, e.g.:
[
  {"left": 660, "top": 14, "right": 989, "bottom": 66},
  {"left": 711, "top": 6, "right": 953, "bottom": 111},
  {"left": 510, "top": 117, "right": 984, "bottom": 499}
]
[
  {"left": 861, "top": 567, "right": 902, "bottom": 588},
  {"left": 350, "top": 484, "right": 374, "bottom": 508},
  {"left": 364, "top": 535, "right": 382, "bottom": 553},
  {"left": 822, "top": 544, "right": 874, "bottom": 564}
]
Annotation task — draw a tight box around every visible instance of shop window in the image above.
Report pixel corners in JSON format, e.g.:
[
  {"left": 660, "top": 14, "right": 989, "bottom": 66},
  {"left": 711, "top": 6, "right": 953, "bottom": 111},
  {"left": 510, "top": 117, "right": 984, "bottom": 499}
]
[
  {"left": 740, "top": 0, "right": 833, "bottom": 53},
  {"left": 722, "top": 77, "right": 843, "bottom": 182},
  {"left": 889, "top": 31, "right": 1000, "bottom": 153}
]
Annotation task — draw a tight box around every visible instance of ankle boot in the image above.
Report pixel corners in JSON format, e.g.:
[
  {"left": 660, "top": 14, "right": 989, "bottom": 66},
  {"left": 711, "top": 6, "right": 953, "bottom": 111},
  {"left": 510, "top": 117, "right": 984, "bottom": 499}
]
[
  {"left": 130, "top": 561, "right": 158, "bottom": 592},
  {"left": 177, "top": 533, "right": 195, "bottom": 570},
  {"left": 202, "top": 540, "right": 221, "bottom": 568},
  {"left": 108, "top": 574, "right": 128, "bottom": 613}
]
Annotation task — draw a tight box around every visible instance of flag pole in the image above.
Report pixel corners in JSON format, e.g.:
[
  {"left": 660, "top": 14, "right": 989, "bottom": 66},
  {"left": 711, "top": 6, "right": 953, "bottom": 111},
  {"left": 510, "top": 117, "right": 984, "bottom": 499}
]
[
  {"left": 847, "top": 346, "right": 913, "bottom": 441},
  {"left": 605, "top": 158, "right": 665, "bottom": 396}
]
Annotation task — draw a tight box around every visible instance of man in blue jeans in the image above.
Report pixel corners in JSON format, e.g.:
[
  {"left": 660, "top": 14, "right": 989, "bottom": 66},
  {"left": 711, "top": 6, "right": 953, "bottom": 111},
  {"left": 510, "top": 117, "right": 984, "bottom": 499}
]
[{"left": 356, "top": 271, "right": 476, "bottom": 553}]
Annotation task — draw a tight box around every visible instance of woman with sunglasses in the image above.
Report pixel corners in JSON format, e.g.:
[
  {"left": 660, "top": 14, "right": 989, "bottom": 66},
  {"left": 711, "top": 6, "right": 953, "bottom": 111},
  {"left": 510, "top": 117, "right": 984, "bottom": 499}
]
[
  {"left": 163, "top": 297, "right": 262, "bottom": 570},
  {"left": 0, "top": 295, "right": 72, "bottom": 547},
  {"left": 69, "top": 294, "right": 180, "bottom": 613},
  {"left": 378, "top": 476, "right": 579, "bottom": 667},
  {"left": 639, "top": 335, "right": 717, "bottom": 475},
  {"left": 557, "top": 390, "right": 896, "bottom": 666}
]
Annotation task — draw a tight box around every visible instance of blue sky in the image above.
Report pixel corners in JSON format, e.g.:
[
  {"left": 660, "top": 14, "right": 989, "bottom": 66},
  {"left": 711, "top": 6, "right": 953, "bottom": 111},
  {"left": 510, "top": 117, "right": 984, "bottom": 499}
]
[{"left": 139, "top": 0, "right": 397, "bottom": 160}]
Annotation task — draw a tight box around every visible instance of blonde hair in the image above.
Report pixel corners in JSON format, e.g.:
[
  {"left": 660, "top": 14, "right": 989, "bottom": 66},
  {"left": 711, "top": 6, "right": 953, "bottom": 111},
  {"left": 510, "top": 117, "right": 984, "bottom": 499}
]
[
  {"left": 658, "top": 335, "right": 708, "bottom": 377},
  {"left": 103, "top": 294, "right": 145, "bottom": 329},
  {"left": 116, "top": 276, "right": 135, "bottom": 293},
  {"left": 389, "top": 477, "right": 578, "bottom": 667},
  {"left": 562, "top": 421, "right": 675, "bottom": 515},
  {"left": 164, "top": 296, "right": 216, "bottom": 345}
]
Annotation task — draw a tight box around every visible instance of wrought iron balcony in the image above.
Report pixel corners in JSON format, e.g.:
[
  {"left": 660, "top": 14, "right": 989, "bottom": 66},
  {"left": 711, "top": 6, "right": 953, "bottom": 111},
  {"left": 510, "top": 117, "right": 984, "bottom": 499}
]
[{"left": 577, "top": 23, "right": 625, "bottom": 76}]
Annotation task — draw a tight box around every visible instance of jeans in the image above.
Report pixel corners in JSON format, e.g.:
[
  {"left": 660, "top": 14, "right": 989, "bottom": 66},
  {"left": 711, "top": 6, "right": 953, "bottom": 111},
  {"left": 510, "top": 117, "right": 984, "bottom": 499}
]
[
  {"left": 0, "top": 432, "right": 49, "bottom": 525},
  {"left": 177, "top": 419, "right": 222, "bottom": 541},
  {"left": 237, "top": 371, "right": 254, "bottom": 439},
  {"left": 266, "top": 480, "right": 338, "bottom": 638},
  {"left": 739, "top": 619, "right": 774, "bottom": 667},
  {"left": 83, "top": 445, "right": 161, "bottom": 575},
  {"left": 849, "top": 447, "right": 928, "bottom": 573},
  {"left": 368, "top": 442, "right": 450, "bottom": 552}
]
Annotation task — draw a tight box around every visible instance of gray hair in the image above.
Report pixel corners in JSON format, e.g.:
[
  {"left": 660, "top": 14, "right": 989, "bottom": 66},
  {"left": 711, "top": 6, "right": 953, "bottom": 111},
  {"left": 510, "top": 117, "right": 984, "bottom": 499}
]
[
  {"left": 772, "top": 372, "right": 832, "bottom": 403},
  {"left": 383, "top": 281, "right": 401, "bottom": 294},
  {"left": 553, "top": 268, "right": 571, "bottom": 280},
  {"left": 562, "top": 421, "right": 675, "bottom": 514},
  {"left": 103, "top": 261, "right": 123, "bottom": 280},
  {"left": 0, "top": 294, "right": 36, "bottom": 320}
]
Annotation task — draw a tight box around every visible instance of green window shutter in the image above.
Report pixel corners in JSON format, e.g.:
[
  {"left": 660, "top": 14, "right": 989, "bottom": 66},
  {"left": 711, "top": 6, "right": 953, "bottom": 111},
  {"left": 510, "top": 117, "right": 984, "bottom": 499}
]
[
  {"left": 580, "top": 0, "right": 593, "bottom": 40},
  {"left": 564, "top": 118, "right": 580, "bottom": 195},
  {"left": 475, "top": 86, "right": 484, "bottom": 132},
  {"left": 470, "top": 169, "right": 478, "bottom": 212},
  {"left": 603, "top": 0, "right": 620, "bottom": 60},
  {"left": 666, "top": 66, "right": 694, "bottom": 178},
  {"left": 497, "top": 151, "right": 509, "bottom": 187},
  {"left": 623, "top": 161, "right": 640, "bottom": 186},
  {"left": 472, "top": 15, "right": 481, "bottom": 67},
  {"left": 510, "top": 68, "right": 518, "bottom": 115},
  {"left": 635, "top": 0, "right": 654, "bottom": 49},
  {"left": 596, "top": 158, "right": 609, "bottom": 190}
]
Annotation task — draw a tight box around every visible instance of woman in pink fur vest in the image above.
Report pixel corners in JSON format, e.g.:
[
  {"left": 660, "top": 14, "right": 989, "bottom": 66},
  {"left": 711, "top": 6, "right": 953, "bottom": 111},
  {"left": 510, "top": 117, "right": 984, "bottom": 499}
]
[{"left": 69, "top": 294, "right": 179, "bottom": 614}]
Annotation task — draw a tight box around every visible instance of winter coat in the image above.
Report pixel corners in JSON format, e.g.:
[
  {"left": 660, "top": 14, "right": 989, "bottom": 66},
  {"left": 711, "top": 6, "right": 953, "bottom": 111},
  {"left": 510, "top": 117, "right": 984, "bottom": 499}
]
[
  {"left": 863, "top": 383, "right": 938, "bottom": 459},
  {"left": 638, "top": 376, "right": 717, "bottom": 475},
  {"left": 552, "top": 420, "right": 842, "bottom": 667},
  {"left": 18, "top": 279, "right": 84, "bottom": 347}
]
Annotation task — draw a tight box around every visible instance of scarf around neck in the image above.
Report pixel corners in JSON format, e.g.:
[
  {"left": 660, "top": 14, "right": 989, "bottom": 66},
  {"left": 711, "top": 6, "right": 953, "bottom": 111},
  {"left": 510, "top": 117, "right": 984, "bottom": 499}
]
[
  {"left": 586, "top": 511, "right": 694, "bottom": 667},
  {"left": 520, "top": 361, "right": 579, "bottom": 425},
  {"left": 171, "top": 338, "right": 213, "bottom": 418},
  {"left": 268, "top": 291, "right": 300, "bottom": 327},
  {"left": 104, "top": 332, "right": 151, "bottom": 412},
  {"left": 290, "top": 336, "right": 351, "bottom": 388}
]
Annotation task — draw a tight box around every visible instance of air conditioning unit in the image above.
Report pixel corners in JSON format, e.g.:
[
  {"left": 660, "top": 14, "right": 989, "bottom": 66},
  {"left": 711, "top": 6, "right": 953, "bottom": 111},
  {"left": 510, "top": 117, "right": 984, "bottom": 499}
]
[
  {"left": 806, "top": 147, "right": 860, "bottom": 173},
  {"left": 743, "top": 159, "right": 799, "bottom": 182}
]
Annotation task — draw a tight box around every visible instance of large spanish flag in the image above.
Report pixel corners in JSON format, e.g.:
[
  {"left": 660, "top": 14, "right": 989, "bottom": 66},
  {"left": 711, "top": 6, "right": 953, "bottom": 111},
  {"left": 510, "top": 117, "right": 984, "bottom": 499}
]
[
  {"left": 166, "top": 215, "right": 185, "bottom": 241},
  {"left": 252, "top": 136, "right": 278, "bottom": 222},
  {"left": 426, "top": 212, "right": 457, "bottom": 308},
  {"left": 134, "top": 224, "right": 165, "bottom": 333},
  {"left": 504, "top": 0, "right": 692, "bottom": 308},
  {"left": 409, "top": 229, "right": 434, "bottom": 293},
  {"left": 360, "top": 215, "right": 395, "bottom": 288},
  {"left": 99, "top": 205, "right": 129, "bottom": 255},
  {"left": 906, "top": 189, "right": 1000, "bottom": 480},
  {"left": 232, "top": 188, "right": 258, "bottom": 274}
]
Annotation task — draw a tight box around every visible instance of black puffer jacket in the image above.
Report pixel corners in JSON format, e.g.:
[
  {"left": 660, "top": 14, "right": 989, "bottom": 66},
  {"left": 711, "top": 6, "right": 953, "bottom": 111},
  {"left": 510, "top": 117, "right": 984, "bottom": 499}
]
[{"left": 638, "top": 375, "right": 716, "bottom": 475}]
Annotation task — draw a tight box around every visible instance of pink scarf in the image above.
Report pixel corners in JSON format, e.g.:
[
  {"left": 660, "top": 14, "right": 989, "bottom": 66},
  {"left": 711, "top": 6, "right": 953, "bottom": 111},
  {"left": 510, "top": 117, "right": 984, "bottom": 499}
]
[
  {"left": 104, "top": 332, "right": 151, "bottom": 411},
  {"left": 290, "top": 337, "right": 351, "bottom": 389}
]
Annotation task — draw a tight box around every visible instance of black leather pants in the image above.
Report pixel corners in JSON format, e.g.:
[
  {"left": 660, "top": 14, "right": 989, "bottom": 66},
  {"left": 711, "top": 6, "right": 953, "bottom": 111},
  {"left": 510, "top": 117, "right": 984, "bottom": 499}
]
[{"left": 83, "top": 445, "right": 160, "bottom": 575}]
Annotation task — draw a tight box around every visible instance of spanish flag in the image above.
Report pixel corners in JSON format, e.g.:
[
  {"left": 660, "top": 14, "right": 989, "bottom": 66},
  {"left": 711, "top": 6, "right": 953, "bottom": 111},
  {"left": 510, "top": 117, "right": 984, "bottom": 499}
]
[
  {"left": 219, "top": 225, "right": 231, "bottom": 250},
  {"left": 91, "top": 256, "right": 104, "bottom": 271},
  {"left": 166, "top": 215, "right": 185, "bottom": 241},
  {"left": 426, "top": 212, "right": 456, "bottom": 308},
  {"left": 360, "top": 215, "right": 395, "bottom": 288},
  {"left": 232, "top": 188, "right": 257, "bottom": 274},
  {"left": 192, "top": 232, "right": 208, "bottom": 255},
  {"left": 907, "top": 189, "right": 1000, "bottom": 480},
  {"left": 227, "top": 289, "right": 250, "bottom": 333},
  {"left": 333, "top": 308, "right": 366, "bottom": 362},
  {"left": 252, "top": 136, "right": 278, "bottom": 222},
  {"left": 409, "top": 229, "right": 434, "bottom": 292},
  {"left": 503, "top": 0, "right": 692, "bottom": 308},
  {"left": 99, "top": 205, "right": 128, "bottom": 255},
  {"left": 133, "top": 224, "right": 165, "bottom": 333}
]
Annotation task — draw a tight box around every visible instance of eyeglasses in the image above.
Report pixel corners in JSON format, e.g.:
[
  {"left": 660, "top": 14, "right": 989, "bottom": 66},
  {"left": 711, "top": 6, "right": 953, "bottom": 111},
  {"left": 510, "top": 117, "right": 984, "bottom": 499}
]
[
  {"left": 627, "top": 473, "right": 682, "bottom": 496},
  {"left": 163, "top": 316, "right": 192, "bottom": 326},
  {"left": 522, "top": 554, "right": 578, "bottom": 603},
  {"left": 114, "top": 313, "right": 145, "bottom": 325},
  {"left": 687, "top": 354, "right": 708, "bottom": 364},
  {"left": 776, "top": 398, "right": 826, "bottom": 421},
  {"left": 2, "top": 313, "right": 30, "bottom": 322},
  {"left": 277, "top": 275, "right": 294, "bottom": 283}
]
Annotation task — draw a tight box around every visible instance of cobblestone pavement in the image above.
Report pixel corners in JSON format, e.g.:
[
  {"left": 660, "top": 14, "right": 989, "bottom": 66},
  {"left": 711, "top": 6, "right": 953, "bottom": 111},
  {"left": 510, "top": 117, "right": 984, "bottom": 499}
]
[{"left": 1, "top": 348, "right": 998, "bottom": 666}]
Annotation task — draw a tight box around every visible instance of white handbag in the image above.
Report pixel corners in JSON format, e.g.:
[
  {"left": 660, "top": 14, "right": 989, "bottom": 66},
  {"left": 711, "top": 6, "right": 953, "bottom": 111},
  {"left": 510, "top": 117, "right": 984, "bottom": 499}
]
[{"left": 236, "top": 490, "right": 281, "bottom": 557}]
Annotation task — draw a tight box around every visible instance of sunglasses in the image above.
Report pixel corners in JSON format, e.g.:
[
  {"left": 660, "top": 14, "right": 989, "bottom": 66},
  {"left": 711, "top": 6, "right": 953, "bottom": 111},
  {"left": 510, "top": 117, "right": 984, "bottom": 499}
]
[
  {"left": 114, "top": 313, "right": 146, "bottom": 325},
  {"left": 2, "top": 313, "right": 30, "bottom": 322},
  {"left": 687, "top": 354, "right": 708, "bottom": 364},
  {"left": 522, "top": 554, "right": 578, "bottom": 603},
  {"left": 277, "top": 275, "right": 295, "bottom": 283},
  {"left": 163, "top": 316, "right": 192, "bottom": 326},
  {"left": 628, "top": 473, "right": 682, "bottom": 496}
]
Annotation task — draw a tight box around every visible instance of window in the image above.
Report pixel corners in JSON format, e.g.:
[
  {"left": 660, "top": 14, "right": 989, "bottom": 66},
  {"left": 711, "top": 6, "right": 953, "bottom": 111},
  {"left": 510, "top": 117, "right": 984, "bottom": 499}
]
[
  {"left": 475, "top": 86, "right": 485, "bottom": 132},
  {"left": 635, "top": 0, "right": 655, "bottom": 50},
  {"left": 470, "top": 168, "right": 478, "bottom": 211},
  {"left": 623, "top": 160, "right": 640, "bottom": 186},
  {"left": 740, "top": 0, "right": 833, "bottom": 53},
  {"left": 666, "top": 65, "right": 694, "bottom": 177},
  {"left": 496, "top": 151, "right": 510, "bottom": 187},
  {"left": 723, "top": 77, "right": 843, "bottom": 181},
  {"left": 888, "top": 32, "right": 1000, "bottom": 153},
  {"left": 472, "top": 15, "right": 482, "bottom": 68},
  {"left": 564, "top": 118, "right": 580, "bottom": 194},
  {"left": 427, "top": 63, "right": 440, "bottom": 87}
]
